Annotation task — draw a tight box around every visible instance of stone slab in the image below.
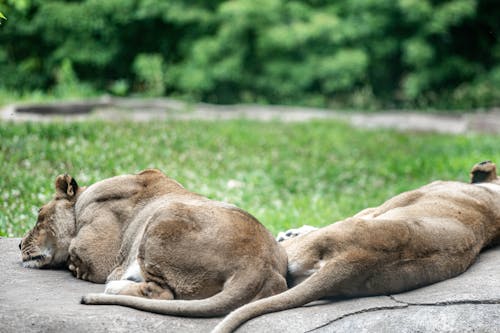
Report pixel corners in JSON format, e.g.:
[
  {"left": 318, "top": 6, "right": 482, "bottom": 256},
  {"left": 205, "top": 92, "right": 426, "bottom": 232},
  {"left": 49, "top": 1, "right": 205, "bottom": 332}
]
[
  {"left": 320, "top": 304, "right": 500, "bottom": 333},
  {"left": 1, "top": 238, "right": 499, "bottom": 332},
  {"left": 2, "top": 97, "right": 500, "bottom": 135}
]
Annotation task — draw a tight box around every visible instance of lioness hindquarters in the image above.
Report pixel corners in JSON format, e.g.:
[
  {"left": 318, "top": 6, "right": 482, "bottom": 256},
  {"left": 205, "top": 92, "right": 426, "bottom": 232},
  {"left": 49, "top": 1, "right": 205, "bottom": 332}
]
[
  {"left": 213, "top": 217, "right": 485, "bottom": 333},
  {"left": 132, "top": 200, "right": 287, "bottom": 311}
]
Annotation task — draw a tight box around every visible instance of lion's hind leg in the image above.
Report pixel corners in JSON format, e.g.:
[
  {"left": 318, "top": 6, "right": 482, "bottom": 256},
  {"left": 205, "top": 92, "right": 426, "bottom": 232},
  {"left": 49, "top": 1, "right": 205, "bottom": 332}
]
[
  {"left": 104, "top": 258, "right": 174, "bottom": 300},
  {"left": 104, "top": 280, "right": 174, "bottom": 300}
]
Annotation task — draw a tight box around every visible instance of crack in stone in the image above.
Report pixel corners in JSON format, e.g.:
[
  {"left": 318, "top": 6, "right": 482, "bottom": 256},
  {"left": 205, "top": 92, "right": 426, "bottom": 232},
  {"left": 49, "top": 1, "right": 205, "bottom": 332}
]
[
  {"left": 389, "top": 295, "right": 500, "bottom": 306},
  {"left": 388, "top": 295, "right": 408, "bottom": 305},
  {"left": 306, "top": 296, "right": 500, "bottom": 332},
  {"left": 305, "top": 303, "right": 409, "bottom": 332}
]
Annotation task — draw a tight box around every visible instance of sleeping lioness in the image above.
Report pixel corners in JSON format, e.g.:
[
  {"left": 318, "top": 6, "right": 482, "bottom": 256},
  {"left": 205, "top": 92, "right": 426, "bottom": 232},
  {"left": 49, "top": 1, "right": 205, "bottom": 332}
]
[
  {"left": 20, "top": 169, "right": 287, "bottom": 316},
  {"left": 213, "top": 161, "right": 500, "bottom": 332}
]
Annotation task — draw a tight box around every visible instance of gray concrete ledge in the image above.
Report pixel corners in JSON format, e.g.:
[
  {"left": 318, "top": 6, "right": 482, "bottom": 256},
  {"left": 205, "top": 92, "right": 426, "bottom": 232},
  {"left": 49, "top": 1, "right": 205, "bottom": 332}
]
[
  {"left": 1, "top": 238, "right": 499, "bottom": 332},
  {"left": 2, "top": 97, "right": 500, "bottom": 134}
]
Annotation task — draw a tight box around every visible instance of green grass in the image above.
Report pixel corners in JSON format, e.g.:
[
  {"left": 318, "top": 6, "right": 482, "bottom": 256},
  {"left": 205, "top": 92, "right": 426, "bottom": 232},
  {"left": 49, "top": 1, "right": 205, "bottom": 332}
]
[{"left": 1, "top": 119, "right": 499, "bottom": 237}]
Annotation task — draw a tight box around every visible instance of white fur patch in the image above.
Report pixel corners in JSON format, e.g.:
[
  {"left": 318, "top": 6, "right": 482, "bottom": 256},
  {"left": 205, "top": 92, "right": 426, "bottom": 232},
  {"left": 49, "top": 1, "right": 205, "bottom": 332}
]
[
  {"left": 121, "top": 259, "right": 144, "bottom": 282},
  {"left": 288, "top": 259, "right": 325, "bottom": 286},
  {"left": 287, "top": 262, "right": 316, "bottom": 286},
  {"left": 288, "top": 260, "right": 323, "bottom": 276},
  {"left": 22, "top": 260, "right": 42, "bottom": 269},
  {"left": 287, "top": 261, "right": 304, "bottom": 275},
  {"left": 22, "top": 248, "right": 52, "bottom": 268},
  {"left": 104, "top": 280, "right": 136, "bottom": 295},
  {"left": 276, "top": 225, "right": 318, "bottom": 242}
]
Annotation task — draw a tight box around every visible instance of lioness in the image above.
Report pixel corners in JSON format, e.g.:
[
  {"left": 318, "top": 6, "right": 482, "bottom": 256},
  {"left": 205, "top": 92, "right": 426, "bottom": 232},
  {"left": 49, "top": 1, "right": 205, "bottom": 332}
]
[
  {"left": 213, "top": 161, "right": 500, "bottom": 332},
  {"left": 20, "top": 169, "right": 287, "bottom": 316}
]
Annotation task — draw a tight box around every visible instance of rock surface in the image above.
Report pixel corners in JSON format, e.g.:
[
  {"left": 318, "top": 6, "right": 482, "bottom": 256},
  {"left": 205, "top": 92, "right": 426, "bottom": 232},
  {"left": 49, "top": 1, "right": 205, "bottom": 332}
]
[
  {"left": 2, "top": 97, "right": 500, "bottom": 134},
  {"left": 1, "top": 238, "right": 499, "bottom": 332}
]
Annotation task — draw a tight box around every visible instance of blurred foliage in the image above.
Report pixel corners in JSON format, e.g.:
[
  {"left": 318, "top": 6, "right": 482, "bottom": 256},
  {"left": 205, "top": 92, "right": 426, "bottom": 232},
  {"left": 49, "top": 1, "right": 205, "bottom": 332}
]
[
  {"left": 133, "top": 53, "right": 166, "bottom": 96},
  {"left": 0, "top": 0, "right": 499, "bottom": 109}
]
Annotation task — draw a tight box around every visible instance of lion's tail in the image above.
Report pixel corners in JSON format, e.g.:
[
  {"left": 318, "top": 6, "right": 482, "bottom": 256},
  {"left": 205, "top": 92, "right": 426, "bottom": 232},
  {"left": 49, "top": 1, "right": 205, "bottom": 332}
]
[
  {"left": 211, "top": 263, "right": 337, "bottom": 333},
  {"left": 81, "top": 271, "right": 268, "bottom": 318}
]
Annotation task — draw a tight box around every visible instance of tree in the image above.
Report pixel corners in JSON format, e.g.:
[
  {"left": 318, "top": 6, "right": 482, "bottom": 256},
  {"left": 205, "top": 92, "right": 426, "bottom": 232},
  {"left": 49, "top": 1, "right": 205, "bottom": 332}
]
[{"left": 0, "top": 0, "right": 498, "bottom": 109}]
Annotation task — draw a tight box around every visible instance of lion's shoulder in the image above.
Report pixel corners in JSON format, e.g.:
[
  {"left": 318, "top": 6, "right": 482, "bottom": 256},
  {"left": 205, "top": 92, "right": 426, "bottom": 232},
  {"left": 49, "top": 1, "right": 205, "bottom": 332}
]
[{"left": 74, "top": 170, "right": 185, "bottom": 216}]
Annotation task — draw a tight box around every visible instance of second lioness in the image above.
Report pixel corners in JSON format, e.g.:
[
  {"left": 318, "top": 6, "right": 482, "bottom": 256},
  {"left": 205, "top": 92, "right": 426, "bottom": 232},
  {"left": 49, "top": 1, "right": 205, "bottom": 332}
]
[
  {"left": 21, "top": 169, "right": 287, "bottom": 316},
  {"left": 213, "top": 161, "right": 500, "bottom": 332}
]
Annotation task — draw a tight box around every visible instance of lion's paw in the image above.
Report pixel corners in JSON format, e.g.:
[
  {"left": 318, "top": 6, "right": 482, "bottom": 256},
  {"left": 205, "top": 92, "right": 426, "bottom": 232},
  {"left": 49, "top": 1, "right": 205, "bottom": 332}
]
[
  {"left": 68, "top": 253, "right": 91, "bottom": 281},
  {"left": 276, "top": 225, "right": 318, "bottom": 242},
  {"left": 104, "top": 280, "right": 136, "bottom": 294},
  {"left": 140, "top": 282, "right": 174, "bottom": 300}
]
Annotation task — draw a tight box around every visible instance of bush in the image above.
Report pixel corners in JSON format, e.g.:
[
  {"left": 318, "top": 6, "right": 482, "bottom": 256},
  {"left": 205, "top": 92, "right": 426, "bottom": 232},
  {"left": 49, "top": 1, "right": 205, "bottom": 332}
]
[
  {"left": 0, "top": 0, "right": 498, "bottom": 109},
  {"left": 52, "top": 58, "right": 96, "bottom": 98},
  {"left": 133, "top": 54, "right": 166, "bottom": 97}
]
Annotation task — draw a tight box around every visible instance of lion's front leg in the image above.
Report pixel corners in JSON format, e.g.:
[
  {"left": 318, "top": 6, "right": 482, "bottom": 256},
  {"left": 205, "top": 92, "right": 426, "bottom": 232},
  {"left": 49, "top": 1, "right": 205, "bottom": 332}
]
[{"left": 68, "top": 222, "right": 122, "bottom": 283}]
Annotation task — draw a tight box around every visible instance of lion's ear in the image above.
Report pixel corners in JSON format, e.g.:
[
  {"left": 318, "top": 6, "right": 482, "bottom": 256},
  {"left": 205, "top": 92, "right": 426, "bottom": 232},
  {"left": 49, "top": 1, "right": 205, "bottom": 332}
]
[
  {"left": 55, "top": 174, "right": 79, "bottom": 199},
  {"left": 470, "top": 161, "right": 498, "bottom": 183}
]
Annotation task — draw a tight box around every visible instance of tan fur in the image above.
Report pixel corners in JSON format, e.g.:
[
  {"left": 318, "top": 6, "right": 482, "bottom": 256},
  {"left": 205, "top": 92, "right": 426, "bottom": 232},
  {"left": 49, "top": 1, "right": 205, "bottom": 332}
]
[
  {"left": 213, "top": 161, "right": 500, "bottom": 333},
  {"left": 20, "top": 169, "right": 287, "bottom": 316}
]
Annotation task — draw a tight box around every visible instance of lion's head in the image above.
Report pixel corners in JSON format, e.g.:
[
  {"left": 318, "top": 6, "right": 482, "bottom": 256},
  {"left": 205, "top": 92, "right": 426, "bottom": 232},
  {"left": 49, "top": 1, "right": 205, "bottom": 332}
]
[{"left": 20, "top": 174, "right": 81, "bottom": 269}]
